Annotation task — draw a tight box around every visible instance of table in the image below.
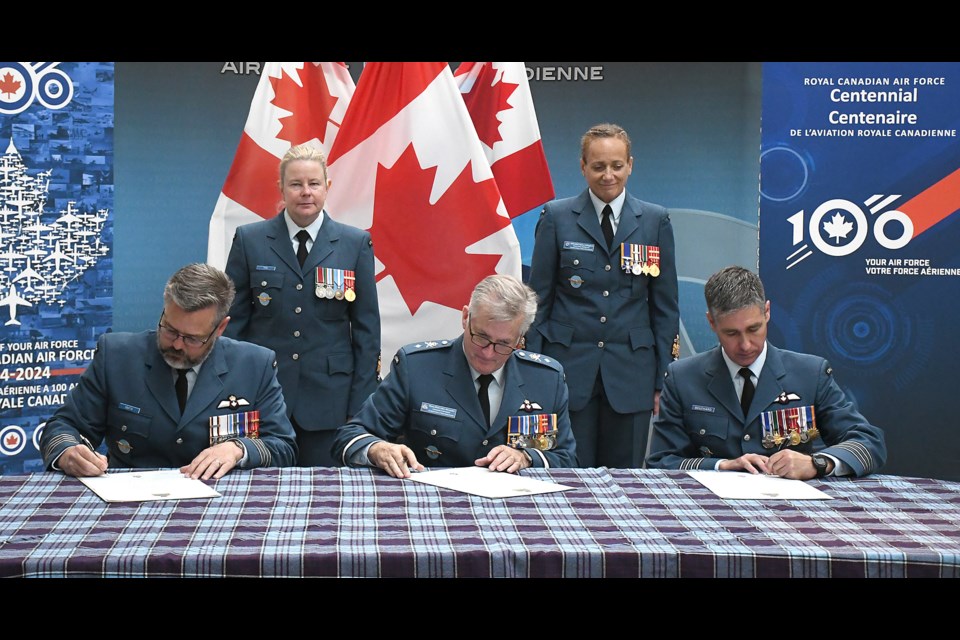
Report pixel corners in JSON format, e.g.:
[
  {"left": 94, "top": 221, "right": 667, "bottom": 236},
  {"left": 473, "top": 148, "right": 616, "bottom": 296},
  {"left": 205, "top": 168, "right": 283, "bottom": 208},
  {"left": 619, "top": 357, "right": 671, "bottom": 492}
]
[{"left": 1, "top": 468, "right": 958, "bottom": 577}]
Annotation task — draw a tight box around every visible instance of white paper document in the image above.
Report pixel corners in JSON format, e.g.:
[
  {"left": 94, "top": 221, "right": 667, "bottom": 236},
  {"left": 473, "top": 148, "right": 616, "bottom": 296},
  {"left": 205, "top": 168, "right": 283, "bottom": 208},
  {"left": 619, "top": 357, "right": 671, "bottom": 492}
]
[
  {"left": 79, "top": 469, "right": 221, "bottom": 503},
  {"left": 408, "top": 466, "right": 575, "bottom": 499},
  {"left": 688, "top": 470, "right": 833, "bottom": 500}
]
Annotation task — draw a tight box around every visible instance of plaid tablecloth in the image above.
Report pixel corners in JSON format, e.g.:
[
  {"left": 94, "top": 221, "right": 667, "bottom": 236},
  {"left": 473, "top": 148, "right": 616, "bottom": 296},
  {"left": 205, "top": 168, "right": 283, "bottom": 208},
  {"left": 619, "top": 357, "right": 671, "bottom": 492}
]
[{"left": 1, "top": 467, "right": 958, "bottom": 577}]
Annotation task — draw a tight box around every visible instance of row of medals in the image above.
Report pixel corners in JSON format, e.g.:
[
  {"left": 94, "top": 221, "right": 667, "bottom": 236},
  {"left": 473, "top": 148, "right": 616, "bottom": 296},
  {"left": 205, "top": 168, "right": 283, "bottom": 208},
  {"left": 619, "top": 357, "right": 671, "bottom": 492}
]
[
  {"left": 763, "top": 425, "right": 820, "bottom": 449},
  {"left": 316, "top": 284, "right": 356, "bottom": 302},
  {"left": 624, "top": 261, "right": 660, "bottom": 277},
  {"left": 513, "top": 433, "right": 557, "bottom": 451}
]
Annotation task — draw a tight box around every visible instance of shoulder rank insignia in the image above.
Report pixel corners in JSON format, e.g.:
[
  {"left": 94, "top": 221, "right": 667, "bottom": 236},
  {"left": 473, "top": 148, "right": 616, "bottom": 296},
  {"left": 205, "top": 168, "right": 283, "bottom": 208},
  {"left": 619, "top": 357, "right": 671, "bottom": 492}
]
[{"left": 513, "top": 350, "right": 561, "bottom": 371}]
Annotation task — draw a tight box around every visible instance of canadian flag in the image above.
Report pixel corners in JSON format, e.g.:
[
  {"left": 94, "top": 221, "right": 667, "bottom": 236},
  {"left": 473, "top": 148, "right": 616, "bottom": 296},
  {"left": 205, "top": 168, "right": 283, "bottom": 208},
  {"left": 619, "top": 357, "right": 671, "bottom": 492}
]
[
  {"left": 326, "top": 62, "right": 521, "bottom": 374},
  {"left": 453, "top": 62, "right": 554, "bottom": 218},
  {"left": 207, "top": 62, "right": 355, "bottom": 269}
]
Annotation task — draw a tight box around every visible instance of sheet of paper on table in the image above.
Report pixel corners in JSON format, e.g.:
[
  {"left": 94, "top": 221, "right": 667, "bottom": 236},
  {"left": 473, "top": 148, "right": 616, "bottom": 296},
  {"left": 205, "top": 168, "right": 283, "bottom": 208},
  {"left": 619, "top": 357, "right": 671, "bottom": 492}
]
[
  {"left": 688, "top": 470, "right": 833, "bottom": 500},
  {"left": 78, "top": 469, "right": 221, "bottom": 503},
  {"left": 408, "top": 466, "right": 575, "bottom": 499}
]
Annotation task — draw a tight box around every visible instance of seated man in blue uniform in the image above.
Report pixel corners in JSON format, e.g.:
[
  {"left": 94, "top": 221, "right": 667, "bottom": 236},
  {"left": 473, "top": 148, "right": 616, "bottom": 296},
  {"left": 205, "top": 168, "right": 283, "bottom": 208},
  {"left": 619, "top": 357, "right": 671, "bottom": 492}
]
[
  {"left": 647, "top": 266, "right": 885, "bottom": 478},
  {"left": 332, "top": 274, "right": 577, "bottom": 478},
  {"left": 40, "top": 263, "right": 298, "bottom": 479}
]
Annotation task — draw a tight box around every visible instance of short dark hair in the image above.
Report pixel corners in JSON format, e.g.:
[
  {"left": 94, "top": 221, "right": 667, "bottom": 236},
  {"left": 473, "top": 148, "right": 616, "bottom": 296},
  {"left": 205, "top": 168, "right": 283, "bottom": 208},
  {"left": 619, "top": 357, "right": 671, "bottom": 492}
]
[{"left": 703, "top": 266, "right": 765, "bottom": 319}]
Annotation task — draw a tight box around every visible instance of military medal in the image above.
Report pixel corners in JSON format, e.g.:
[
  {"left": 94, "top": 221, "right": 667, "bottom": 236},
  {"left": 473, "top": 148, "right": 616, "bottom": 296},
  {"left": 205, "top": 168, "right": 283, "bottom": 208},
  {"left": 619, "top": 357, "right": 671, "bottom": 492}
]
[
  {"left": 649, "top": 263, "right": 660, "bottom": 277},
  {"left": 117, "top": 439, "right": 132, "bottom": 454},
  {"left": 344, "top": 270, "right": 356, "bottom": 302},
  {"left": 507, "top": 413, "right": 558, "bottom": 451},
  {"left": 568, "top": 275, "right": 583, "bottom": 288},
  {"left": 632, "top": 262, "right": 642, "bottom": 276},
  {"left": 209, "top": 410, "right": 261, "bottom": 446},
  {"left": 315, "top": 266, "right": 326, "bottom": 299}
]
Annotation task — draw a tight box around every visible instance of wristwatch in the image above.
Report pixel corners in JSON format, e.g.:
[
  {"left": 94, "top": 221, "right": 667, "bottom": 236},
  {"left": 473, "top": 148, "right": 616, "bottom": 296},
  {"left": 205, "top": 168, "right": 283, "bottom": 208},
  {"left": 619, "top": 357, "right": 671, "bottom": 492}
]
[{"left": 810, "top": 453, "right": 830, "bottom": 478}]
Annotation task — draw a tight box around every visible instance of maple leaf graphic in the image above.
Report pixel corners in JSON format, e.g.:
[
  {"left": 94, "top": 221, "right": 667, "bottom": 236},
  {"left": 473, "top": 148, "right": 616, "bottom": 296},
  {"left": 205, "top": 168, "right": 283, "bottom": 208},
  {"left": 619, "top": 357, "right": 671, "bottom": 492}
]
[
  {"left": 823, "top": 211, "right": 854, "bottom": 244},
  {"left": 270, "top": 64, "right": 339, "bottom": 145},
  {"left": 370, "top": 144, "right": 510, "bottom": 314},
  {"left": 0, "top": 72, "right": 22, "bottom": 99},
  {"left": 4, "top": 433, "right": 18, "bottom": 447},
  {"left": 460, "top": 64, "right": 517, "bottom": 148}
]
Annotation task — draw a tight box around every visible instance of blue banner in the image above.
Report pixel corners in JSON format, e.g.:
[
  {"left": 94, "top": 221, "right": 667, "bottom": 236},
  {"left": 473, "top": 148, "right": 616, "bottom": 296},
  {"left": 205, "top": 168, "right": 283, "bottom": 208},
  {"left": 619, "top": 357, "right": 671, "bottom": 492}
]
[
  {"left": 0, "top": 62, "right": 114, "bottom": 472},
  {"left": 760, "top": 62, "right": 960, "bottom": 480}
]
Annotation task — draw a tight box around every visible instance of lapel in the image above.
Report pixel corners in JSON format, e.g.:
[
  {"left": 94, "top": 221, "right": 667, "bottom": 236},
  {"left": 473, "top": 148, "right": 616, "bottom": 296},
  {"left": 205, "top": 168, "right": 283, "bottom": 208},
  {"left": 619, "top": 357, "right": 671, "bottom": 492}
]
[
  {"left": 266, "top": 212, "right": 302, "bottom": 275},
  {"left": 611, "top": 193, "right": 641, "bottom": 249},
  {"left": 180, "top": 338, "right": 228, "bottom": 428},
  {"left": 303, "top": 211, "right": 338, "bottom": 273},
  {"left": 574, "top": 190, "right": 609, "bottom": 253},
  {"left": 492, "top": 355, "right": 525, "bottom": 437},
  {"left": 748, "top": 344, "right": 788, "bottom": 425},
  {"left": 705, "top": 347, "right": 743, "bottom": 422},
  {"left": 144, "top": 337, "right": 181, "bottom": 424},
  {"left": 443, "top": 336, "right": 489, "bottom": 433}
]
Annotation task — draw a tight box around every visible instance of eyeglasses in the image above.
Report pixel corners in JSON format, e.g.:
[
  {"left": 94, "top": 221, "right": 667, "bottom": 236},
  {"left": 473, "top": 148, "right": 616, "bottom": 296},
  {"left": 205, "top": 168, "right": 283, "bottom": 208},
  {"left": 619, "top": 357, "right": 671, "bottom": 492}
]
[
  {"left": 468, "top": 318, "right": 519, "bottom": 356},
  {"left": 157, "top": 311, "right": 218, "bottom": 348}
]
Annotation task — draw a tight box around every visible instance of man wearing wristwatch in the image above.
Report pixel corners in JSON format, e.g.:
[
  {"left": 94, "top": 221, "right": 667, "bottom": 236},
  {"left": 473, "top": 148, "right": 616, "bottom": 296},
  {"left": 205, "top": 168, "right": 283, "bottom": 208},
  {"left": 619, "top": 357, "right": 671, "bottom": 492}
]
[{"left": 646, "top": 266, "right": 886, "bottom": 479}]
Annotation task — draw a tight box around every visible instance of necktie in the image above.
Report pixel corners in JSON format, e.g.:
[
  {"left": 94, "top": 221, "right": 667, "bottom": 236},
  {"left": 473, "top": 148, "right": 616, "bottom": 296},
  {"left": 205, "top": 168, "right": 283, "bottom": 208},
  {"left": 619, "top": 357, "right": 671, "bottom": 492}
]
[
  {"left": 600, "top": 204, "right": 614, "bottom": 249},
  {"left": 739, "top": 367, "right": 754, "bottom": 417},
  {"left": 295, "top": 229, "right": 310, "bottom": 268},
  {"left": 176, "top": 368, "right": 190, "bottom": 414},
  {"left": 477, "top": 373, "right": 494, "bottom": 427}
]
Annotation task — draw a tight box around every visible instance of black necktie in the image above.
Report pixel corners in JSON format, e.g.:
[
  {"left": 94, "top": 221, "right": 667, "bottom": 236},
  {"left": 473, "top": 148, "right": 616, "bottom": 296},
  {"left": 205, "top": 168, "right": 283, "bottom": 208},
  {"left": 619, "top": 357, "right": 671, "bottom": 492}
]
[
  {"left": 176, "top": 368, "right": 190, "bottom": 414},
  {"left": 600, "top": 204, "right": 614, "bottom": 249},
  {"left": 295, "top": 229, "right": 310, "bottom": 268},
  {"left": 739, "top": 367, "right": 754, "bottom": 417},
  {"left": 477, "top": 373, "right": 494, "bottom": 426}
]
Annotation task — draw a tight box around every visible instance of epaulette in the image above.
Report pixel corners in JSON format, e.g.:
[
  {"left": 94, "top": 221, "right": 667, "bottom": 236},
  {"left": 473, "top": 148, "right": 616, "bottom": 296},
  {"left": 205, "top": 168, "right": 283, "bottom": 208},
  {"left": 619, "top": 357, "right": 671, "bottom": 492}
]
[
  {"left": 513, "top": 349, "right": 562, "bottom": 372},
  {"left": 402, "top": 339, "right": 455, "bottom": 355}
]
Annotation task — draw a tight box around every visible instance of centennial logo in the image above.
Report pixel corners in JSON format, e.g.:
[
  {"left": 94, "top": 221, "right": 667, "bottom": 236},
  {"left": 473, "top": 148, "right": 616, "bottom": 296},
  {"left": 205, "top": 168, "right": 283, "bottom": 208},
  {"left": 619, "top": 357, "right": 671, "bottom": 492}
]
[{"left": 0, "top": 62, "right": 74, "bottom": 116}]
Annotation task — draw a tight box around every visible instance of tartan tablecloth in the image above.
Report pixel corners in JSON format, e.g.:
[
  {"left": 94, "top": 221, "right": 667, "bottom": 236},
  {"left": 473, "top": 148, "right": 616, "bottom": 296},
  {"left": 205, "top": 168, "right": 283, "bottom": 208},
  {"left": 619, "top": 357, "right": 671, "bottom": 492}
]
[{"left": 1, "top": 467, "right": 958, "bottom": 577}]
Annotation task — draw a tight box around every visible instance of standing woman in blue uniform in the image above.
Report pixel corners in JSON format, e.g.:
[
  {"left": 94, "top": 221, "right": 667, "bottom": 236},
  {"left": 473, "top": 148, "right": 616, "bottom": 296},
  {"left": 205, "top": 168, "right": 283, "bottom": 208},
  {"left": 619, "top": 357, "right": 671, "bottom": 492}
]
[
  {"left": 526, "top": 124, "right": 679, "bottom": 468},
  {"left": 224, "top": 143, "right": 381, "bottom": 466}
]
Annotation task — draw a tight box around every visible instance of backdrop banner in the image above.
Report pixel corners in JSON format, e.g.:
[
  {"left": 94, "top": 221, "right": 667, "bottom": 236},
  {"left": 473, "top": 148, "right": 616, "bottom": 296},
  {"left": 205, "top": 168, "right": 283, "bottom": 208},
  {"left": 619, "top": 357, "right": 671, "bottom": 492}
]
[
  {"left": 0, "top": 62, "right": 114, "bottom": 472},
  {"left": 760, "top": 62, "right": 960, "bottom": 480}
]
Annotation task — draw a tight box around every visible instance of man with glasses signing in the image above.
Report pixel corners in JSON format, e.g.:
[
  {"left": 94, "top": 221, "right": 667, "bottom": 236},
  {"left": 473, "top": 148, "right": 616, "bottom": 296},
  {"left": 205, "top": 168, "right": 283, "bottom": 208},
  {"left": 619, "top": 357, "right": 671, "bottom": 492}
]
[
  {"left": 333, "top": 274, "right": 577, "bottom": 478},
  {"left": 40, "top": 263, "right": 298, "bottom": 479}
]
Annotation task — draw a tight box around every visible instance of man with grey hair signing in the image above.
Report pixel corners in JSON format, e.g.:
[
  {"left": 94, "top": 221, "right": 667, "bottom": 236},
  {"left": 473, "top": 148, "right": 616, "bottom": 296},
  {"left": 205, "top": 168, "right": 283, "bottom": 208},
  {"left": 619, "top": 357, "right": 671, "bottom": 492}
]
[
  {"left": 40, "top": 263, "right": 298, "bottom": 479},
  {"left": 333, "top": 274, "right": 577, "bottom": 478},
  {"left": 647, "top": 265, "right": 885, "bottom": 478}
]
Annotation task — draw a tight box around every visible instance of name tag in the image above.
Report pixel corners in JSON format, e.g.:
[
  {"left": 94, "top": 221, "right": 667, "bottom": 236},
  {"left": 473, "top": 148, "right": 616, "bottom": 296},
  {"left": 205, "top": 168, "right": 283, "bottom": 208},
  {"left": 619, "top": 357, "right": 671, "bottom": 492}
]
[
  {"left": 118, "top": 403, "right": 141, "bottom": 414},
  {"left": 690, "top": 404, "right": 716, "bottom": 413},
  {"left": 420, "top": 403, "right": 457, "bottom": 419},
  {"left": 255, "top": 265, "right": 276, "bottom": 271},
  {"left": 562, "top": 241, "right": 595, "bottom": 252}
]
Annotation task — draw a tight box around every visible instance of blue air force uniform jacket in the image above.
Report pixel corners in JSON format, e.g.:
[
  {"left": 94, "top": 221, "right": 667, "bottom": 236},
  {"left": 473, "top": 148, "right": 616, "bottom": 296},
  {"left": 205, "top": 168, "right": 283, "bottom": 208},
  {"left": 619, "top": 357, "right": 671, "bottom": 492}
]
[
  {"left": 646, "top": 344, "right": 886, "bottom": 476},
  {"left": 526, "top": 190, "right": 679, "bottom": 413},
  {"left": 332, "top": 336, "right": 578, "bottom": 469},
  {"left": 40, "top": 331, "right": 298, "bottom": 470},
  {"left": 224, "top": 211, "right": 381, "bottom": 431}
]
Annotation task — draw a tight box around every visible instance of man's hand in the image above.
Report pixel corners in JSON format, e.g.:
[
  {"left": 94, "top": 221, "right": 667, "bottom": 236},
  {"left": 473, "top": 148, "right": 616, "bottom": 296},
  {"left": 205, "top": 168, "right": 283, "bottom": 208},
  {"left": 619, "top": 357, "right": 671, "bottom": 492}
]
[
  {"left": 368, "top": 441, "right": 424, "bottom": 478},
  {"left": 653, "top": 390, "right": 661, "bottom": 416},
  {"left": 180, "top": 441, "right": 244, "bottom": 480},
  {"left": 718, "top": 453, "right": 770, "bottom": 474},
  {"left": 768, "top": 449, "right": 827, "bottom": 480},
  {"left": 475, "top": 445, "right": 530, "bottom": 474},
  {"left": 58, "top": 444, "right": 109, "bottom": 477}
]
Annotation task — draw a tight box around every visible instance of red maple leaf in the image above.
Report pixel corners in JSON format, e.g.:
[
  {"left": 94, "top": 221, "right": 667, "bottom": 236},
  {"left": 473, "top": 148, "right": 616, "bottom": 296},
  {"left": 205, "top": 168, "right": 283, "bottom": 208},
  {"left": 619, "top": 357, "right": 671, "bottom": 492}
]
[
  {"left": 460, "top": 64, "right": 518, "bottom": 148},
  {"left": 270, "top": 64, "right": 340, "bottom": 146},
  {"left": 4, "top": 433, "right": 18, "bottom": 447},
  {"left": 370, "top": 144, "right": 510, "bottom": 314},
  {"left": 0, "top": 72, "right": 22, "bottom": 99}
]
